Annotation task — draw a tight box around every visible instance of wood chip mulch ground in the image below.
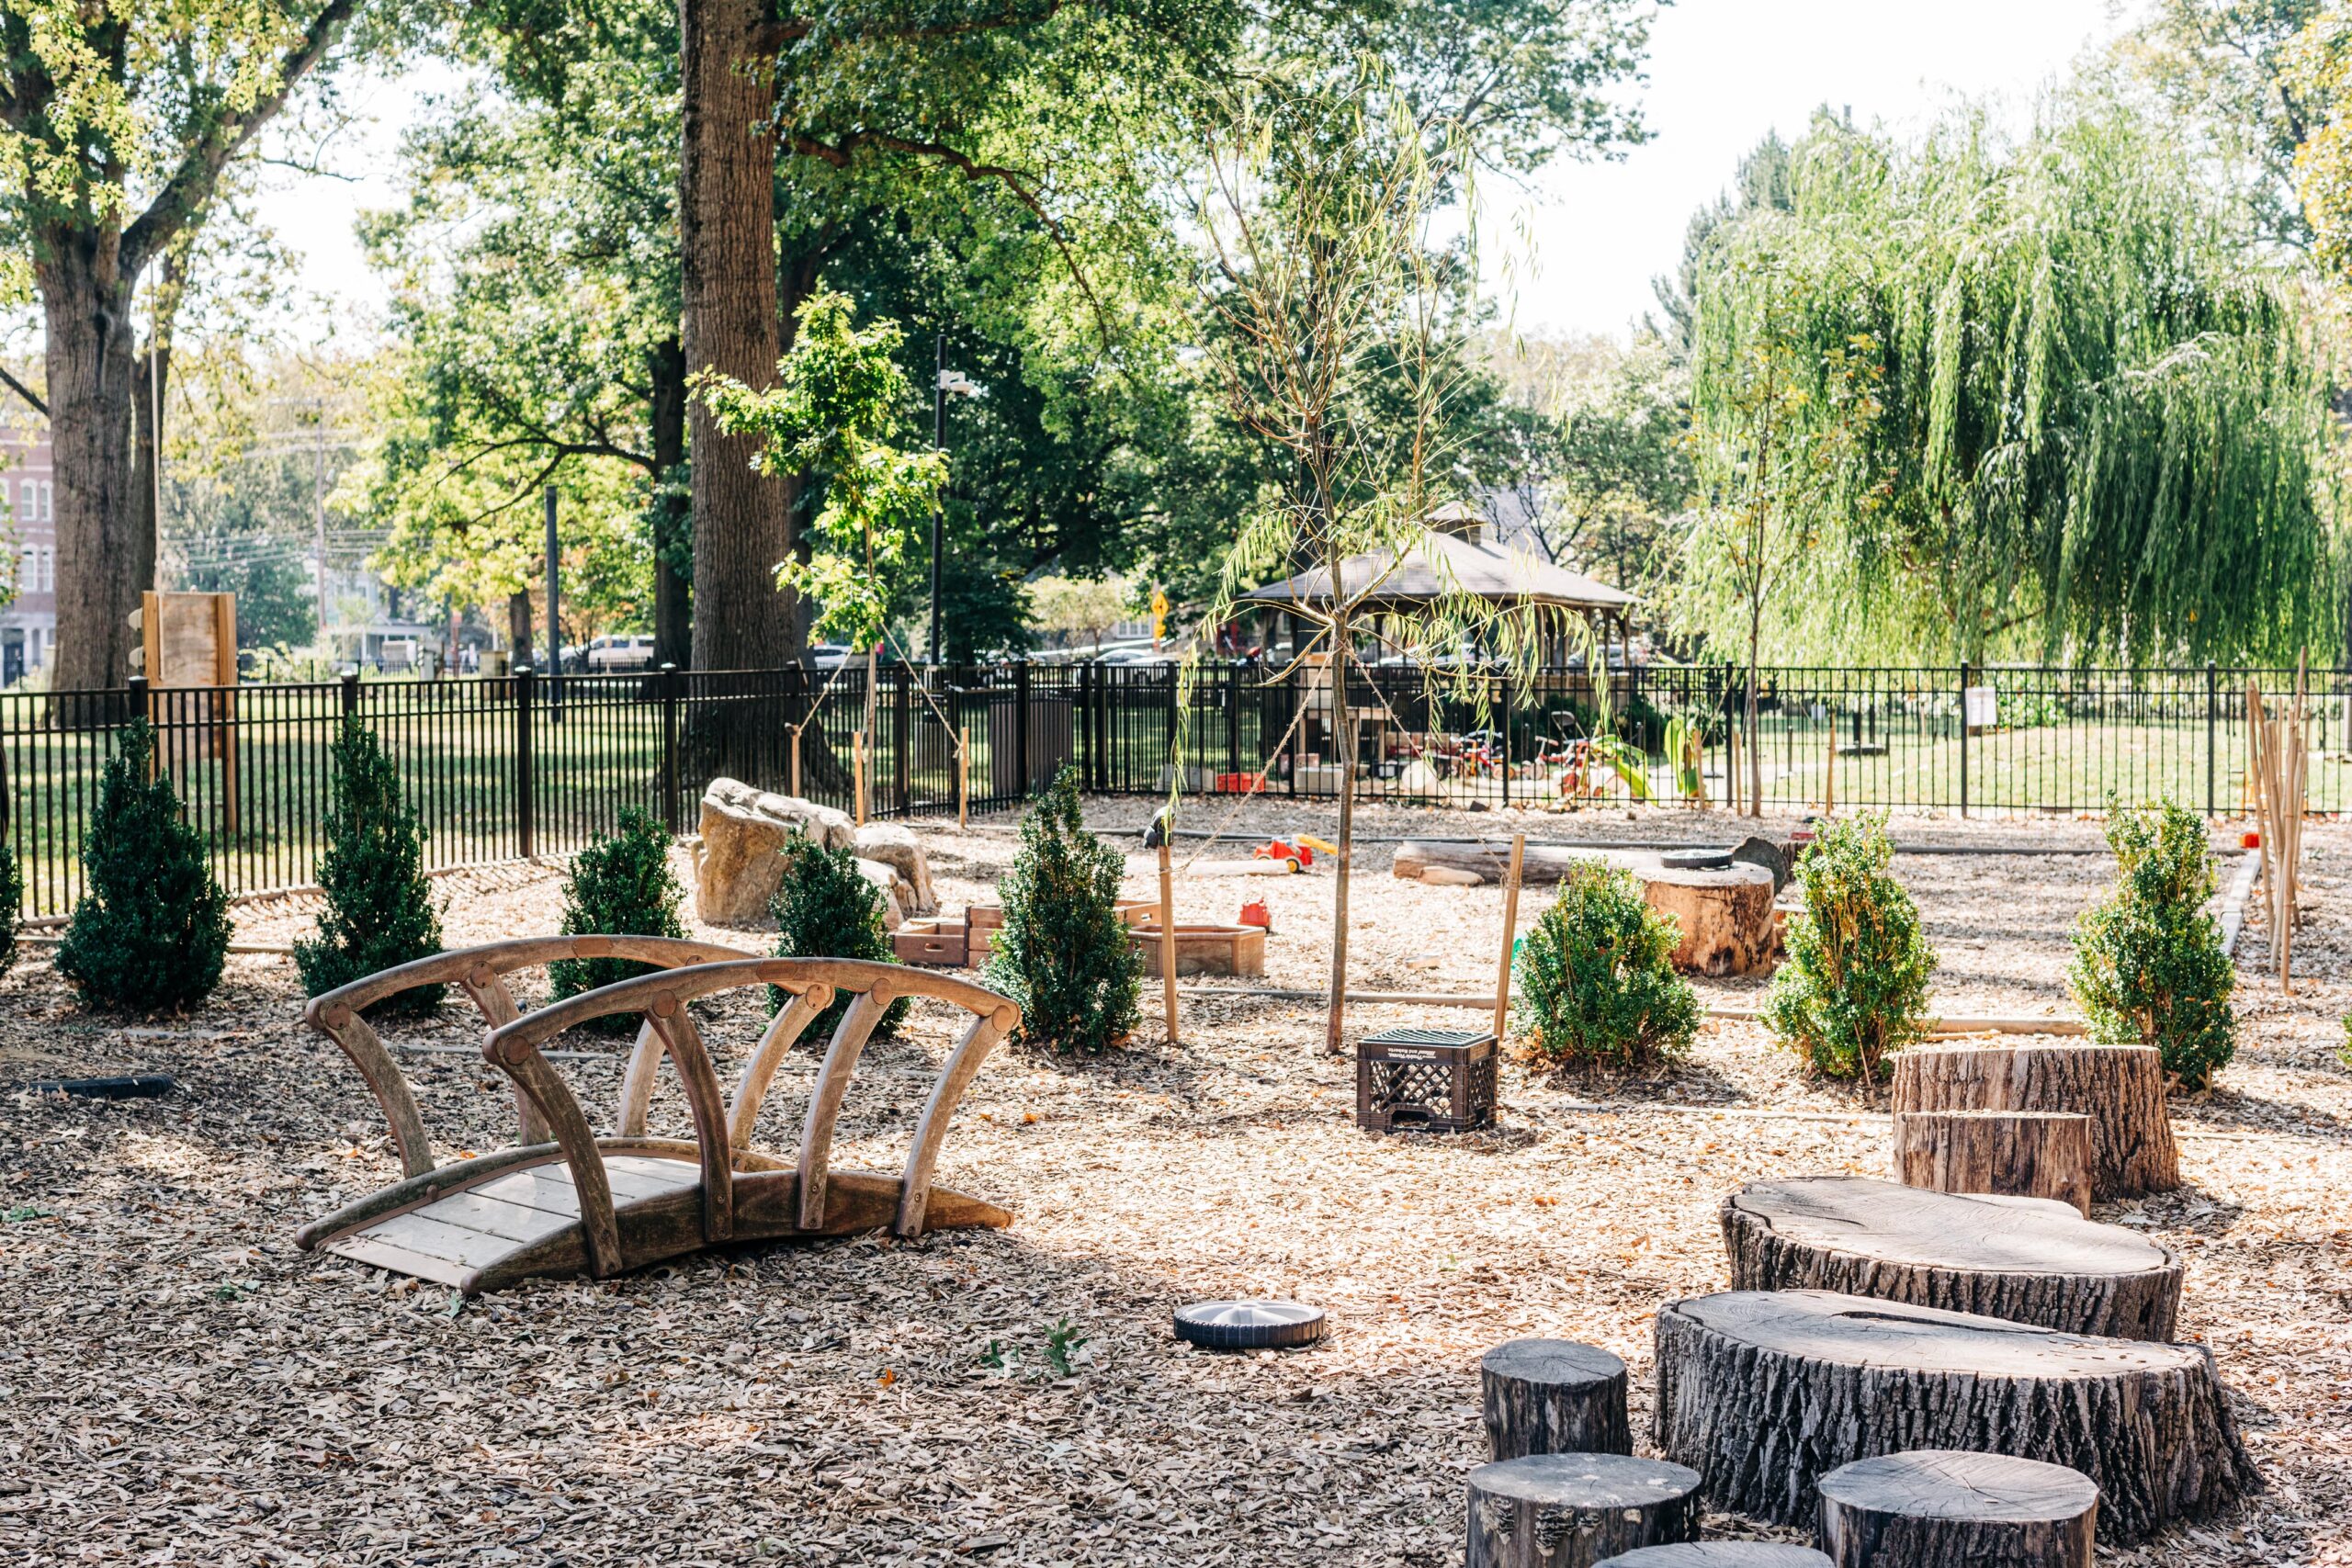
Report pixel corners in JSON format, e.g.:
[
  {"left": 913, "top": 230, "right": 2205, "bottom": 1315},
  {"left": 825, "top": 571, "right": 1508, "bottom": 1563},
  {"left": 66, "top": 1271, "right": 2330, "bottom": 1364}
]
[{"left": 2, "top": 800, "right": 2346, "bottom": 1566}]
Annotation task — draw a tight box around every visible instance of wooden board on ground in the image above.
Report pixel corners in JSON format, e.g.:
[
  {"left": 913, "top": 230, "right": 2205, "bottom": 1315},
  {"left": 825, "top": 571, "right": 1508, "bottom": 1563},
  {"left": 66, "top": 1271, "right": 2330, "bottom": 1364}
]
[
  {"left": 1894, "top": 1109, "right": 2093, "bottom": 1213},
  {"left": 1720, "top": 1176, "right": 2181, "bottom": 1339},
  {"left": 1652, "top": 1289, "right": 2256, "bottom": 1542},
  {"left": 1890, "top": 1043, "right": 2179, "bottom": 1199}
]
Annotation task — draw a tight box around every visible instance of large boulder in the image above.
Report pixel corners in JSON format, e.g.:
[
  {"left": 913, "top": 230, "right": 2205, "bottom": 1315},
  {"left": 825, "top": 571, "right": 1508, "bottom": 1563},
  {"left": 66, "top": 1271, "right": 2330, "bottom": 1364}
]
[
  {"left": 856, "top": 858, "right": 907, "bottom": 930},
  {"left": 695, "top": 779, "right": 854, "bottom": 926},
  {"left": 854, "top": 823, "right": 937, "bottom": 916}
]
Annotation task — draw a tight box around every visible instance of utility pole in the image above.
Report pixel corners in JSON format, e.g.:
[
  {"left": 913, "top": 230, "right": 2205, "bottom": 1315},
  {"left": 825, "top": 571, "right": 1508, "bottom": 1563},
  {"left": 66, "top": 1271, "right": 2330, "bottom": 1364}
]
[{"left": 929, "top": 332, "right": 944, "bottom": 664}]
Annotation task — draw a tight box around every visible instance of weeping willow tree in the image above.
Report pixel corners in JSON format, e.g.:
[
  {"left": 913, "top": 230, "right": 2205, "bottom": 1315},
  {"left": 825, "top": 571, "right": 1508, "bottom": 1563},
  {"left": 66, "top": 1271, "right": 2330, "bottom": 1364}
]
[
  {"left": 1683, "top": 95, "right": 2342, "bottom": 666},
  {"left": 1181, "top": 65, "right": 1590, "bottom": 1052}
]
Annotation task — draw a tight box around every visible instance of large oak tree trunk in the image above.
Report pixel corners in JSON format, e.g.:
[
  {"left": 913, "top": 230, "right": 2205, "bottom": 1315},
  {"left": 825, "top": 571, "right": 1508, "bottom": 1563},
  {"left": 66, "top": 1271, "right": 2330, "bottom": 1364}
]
[
  {"left": 40, "top": 232, "right": 143, "bottom": 696},
  {"left": 647, "top": 335, "right": 692, "bottom": 669},
  {"left": 680, "top": 0, "right": 793, "bottom": 675}
]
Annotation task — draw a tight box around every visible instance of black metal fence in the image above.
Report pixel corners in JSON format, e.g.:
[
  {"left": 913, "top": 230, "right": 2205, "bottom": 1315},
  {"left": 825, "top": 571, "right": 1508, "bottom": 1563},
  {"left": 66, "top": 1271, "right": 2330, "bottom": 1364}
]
[{"left": 4, "top": 658, "right": 2345, "bottom": 917}]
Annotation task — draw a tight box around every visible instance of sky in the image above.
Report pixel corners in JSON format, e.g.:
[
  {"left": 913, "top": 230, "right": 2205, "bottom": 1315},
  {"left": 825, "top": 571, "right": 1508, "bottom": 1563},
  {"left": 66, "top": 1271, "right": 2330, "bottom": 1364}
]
[{"left": 253, "top": 0, "right": 2129, "bottom": 348}]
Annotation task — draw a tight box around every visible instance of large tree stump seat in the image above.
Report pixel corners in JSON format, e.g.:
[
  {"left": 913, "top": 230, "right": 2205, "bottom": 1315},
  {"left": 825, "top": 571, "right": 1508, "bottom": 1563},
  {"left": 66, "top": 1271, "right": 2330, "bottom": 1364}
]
[
  {"left": 1720, "top": 1176, "right": 2181, "bottom": 1339},
  {"left": 1481, "top": 1338, "right": 1632, "bottom": 1460},
  {"left": 1893, "top": 1110, "right": 2093, "bottom": 1213},
  {"left": 1638, "top": 862, "right": 1777, "bottom": 976},
  {"left": 1597, "top": 1549, "right": 1830, "bottom": 1568},
  {"left": 1816, "top": 1450, "right": 2098, "bottom": 1568},
  {"left": 1890, "top": 1043, "right": 2178, "bottom": 1199},
  {"left": 1466, "top": 1453, "right": 1703, "bottom": 1568},
  {"left": 1652, "top": 1290, "right": 2256, "bottom": 1542}
]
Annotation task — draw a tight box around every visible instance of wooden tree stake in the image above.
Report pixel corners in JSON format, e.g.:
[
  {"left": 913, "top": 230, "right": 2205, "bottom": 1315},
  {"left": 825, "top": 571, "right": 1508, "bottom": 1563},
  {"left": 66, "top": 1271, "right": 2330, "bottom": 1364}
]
[
  {"left": 1157, "top": 839, "right": 1179, "bottom": 1044},
  {"left": 853, "top": 730, "right": 867, "bottom": 826},
  {"left": 1491, "top": 833, "right": 1525, "bottom": 1039},
  {"left": 789, "top": 724, "right": 803, "bottom": 799},
  {"left": 957, "top": 724, "right": 970, "bottom": 829}
]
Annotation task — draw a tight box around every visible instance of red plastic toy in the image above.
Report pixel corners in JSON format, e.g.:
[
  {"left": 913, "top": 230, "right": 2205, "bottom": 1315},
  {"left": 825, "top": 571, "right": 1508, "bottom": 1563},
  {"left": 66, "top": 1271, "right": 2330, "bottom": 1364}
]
[{"left": 1238, "top": 898, "right": 1272, "bottom": 931}]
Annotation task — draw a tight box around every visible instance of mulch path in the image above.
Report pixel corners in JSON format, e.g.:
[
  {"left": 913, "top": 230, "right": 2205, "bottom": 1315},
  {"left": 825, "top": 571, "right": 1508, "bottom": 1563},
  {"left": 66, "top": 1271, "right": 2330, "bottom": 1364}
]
[{"left": 2, "top": 800, "right": 2345, "bottom": 1566}]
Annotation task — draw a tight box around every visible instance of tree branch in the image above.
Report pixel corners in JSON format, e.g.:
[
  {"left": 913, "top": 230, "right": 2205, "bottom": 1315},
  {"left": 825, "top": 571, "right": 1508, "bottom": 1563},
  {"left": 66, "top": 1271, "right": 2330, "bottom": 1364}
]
[
  {"left": 122, "top": 0, "right": 361, "bottom": 276},
  {"left": 0, "top": 365, "right": 48, "bottom": 418},
  {"left": 786, "top": 129, "right": 1117, "bottom": 354}
]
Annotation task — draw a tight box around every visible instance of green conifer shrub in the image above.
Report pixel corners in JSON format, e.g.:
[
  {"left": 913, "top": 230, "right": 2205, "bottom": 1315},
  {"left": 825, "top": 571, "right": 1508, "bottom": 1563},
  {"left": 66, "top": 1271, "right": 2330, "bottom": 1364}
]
[
  {"left": 769, "top": 835, "right": 907, "bottom": 1041},
  {"left": 984, "top": 766, "right": 1140, "bottom": 1055},
  {"left": 295, "top": 716, "right": 445, "bottom": 1012},
  {"left": 2069, "top": 797, "right": 2236, "bottom": 1089},
  {"left": 1512, "top": 862, "right": 1702, "bottom": 1068},
  {"left": 56, "top": 718, "right": 232, "bottom": 1010},
  {"left": 548, "top": 807, "right": 687, "bottom": 1033},
  {"left": 1761, "top": 813, "right": 1934, "bottom": 1081},
  {"left": 0, "top": 840, "right": 22, "bottom": 976}
]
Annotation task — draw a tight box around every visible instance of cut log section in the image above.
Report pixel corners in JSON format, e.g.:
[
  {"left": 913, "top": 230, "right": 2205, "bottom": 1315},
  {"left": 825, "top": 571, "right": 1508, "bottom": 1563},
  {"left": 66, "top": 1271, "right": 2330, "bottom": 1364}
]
[
  {"left": 1638, "top": 862, "right": 1776, "bottom": 976},
  {"left": 1815, "top": 1450, "right": 2098, "bottom": 1568},
  {"left": 1597, "top": 1549, "right": 1831, "bottom": 1568},
  {"left": 1465, "top": 1453, "right": 1702, "bottom": 1568},
  {"left": 1894, "top": 1110, "right": 2093, "bottom": 1213},
  {"left": 1395, "top": 840, "right": 1605, "bottom": 885},
  {"left": 1480, "top": 1338, "right": 1632, "bottom": 1460},
  {"left": 1890, "top": 1043, "right": 2179, "bottom": 1199},
  {"left": 1653, "top": 1291, "right": 2256, "bottom": 1542},
  {"left": 1721, "top": 1176, "right": 2181, "bottom": 1339}
]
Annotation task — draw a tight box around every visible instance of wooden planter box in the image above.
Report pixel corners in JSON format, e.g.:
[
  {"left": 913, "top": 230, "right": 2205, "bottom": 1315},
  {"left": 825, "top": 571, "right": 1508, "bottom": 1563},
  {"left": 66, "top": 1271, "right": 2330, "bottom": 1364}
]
[
  {"left": 1129, "top": 922, "right": 1267, "bottom": 978},
  {"left": 891, "top": 921, "right": 967, "bottom": 967}
]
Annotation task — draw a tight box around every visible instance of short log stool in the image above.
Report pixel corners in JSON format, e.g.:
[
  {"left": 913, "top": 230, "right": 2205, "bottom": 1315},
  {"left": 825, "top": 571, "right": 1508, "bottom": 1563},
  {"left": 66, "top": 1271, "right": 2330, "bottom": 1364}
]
[
  {"left": 1467, "top": 1453, "right": 1702, "bottom": 1568},
  {"left": 1894, "top": 1110, "right": 2093, "bottom": 1214},
  {"left": 1356, "top": 1027, "right": 1498, "bottom": 1134},
  {"left": 1597, "top": 1548, "right": 1831, "bottom": 1568},
  {"left": 1891, "top": 1043, "right": 2178, "bottom": 1199},
  {"left": 1482, "top": 1339, "right": 1631, "bottom": 1460},
  {"left": 1816, "top": 1450, "right": 2097, "bottom": 1568}
]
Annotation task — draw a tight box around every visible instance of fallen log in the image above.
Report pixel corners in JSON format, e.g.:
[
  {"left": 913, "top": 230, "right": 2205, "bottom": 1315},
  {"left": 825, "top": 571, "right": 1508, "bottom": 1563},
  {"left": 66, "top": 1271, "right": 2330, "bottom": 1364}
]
[
  {"left": 1719, "top": 1176, "right": 2181, "bottom": 1339},
  {"left": 1652, "top": 1290, "right": 2256, "bottom": 1542},
  {"left": 1891, "top": 1043, "right": 2179, "bottom": 1199}
]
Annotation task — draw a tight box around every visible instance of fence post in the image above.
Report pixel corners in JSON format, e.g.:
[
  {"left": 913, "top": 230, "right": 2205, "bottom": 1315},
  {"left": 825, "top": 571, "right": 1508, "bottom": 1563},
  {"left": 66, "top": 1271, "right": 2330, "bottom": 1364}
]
[
  {"left": 1957, "top": 660, "right": 1970, "bottom": 819},
  {"left": 660, "top": 662, "right": 682, "bottom": 834},
  {"left": 1227, "top": 659, "right": 1242, "bottom": 782},
  {"left": 339, "top": 668, "right": 360, "bottom": 717},
  {"left": 2204, "top": 660, "right": 2218, "bottom": 818},
  {"left": 515, "top": 663, "right": 537, "bottom": 859},
  {"left": 1014, "top": 655, "right": 1033, "bottom": 796}
]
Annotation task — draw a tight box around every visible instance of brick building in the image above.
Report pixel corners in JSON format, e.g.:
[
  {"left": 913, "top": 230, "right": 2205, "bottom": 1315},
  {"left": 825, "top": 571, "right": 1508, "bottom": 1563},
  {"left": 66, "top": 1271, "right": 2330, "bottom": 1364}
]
[{"left": 0, "top": 423, "right": 56, "bottom": 685}]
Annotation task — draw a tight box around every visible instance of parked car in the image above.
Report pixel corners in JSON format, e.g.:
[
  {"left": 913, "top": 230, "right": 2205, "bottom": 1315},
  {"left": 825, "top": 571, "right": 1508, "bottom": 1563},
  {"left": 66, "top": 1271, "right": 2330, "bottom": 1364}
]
[
  {"left": 810, "top": 642, "right": 855, "bottom": 671},
  {"left": 587, "top": 634, "right": 656, "bottom": 672}
]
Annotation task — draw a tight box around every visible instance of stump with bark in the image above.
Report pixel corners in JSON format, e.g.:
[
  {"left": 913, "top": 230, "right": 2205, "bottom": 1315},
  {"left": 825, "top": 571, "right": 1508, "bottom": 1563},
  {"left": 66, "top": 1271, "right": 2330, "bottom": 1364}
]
[
  {"left": 1598, "top": 1549, "right": 1831, "bottom": 1568},
  {"left": 1652, "top": 1290, "right": 2256, "bottom": 1542},
  {"left": 1638, "top": 862, "right": 1777, "bottom": 976},
  {"left": 1465, "top": 1453, "right": 1702, "bottom": 1568},
  {"left": 1720, "top": 1176, "right": 2181, "bottom": 1339},
  {"left": 1894, "top": 1110, "right": 2093, "bottom": 1213},
  {"left": 1815, "top": 1450, "right": 2098, "bottom": 1568},
  {"left": 1481, "top": 1338, "right": 1632, "bottom": 1460},
  {"left": 1890, "top": 1043, "right": 2179, "bottom": 1199}
]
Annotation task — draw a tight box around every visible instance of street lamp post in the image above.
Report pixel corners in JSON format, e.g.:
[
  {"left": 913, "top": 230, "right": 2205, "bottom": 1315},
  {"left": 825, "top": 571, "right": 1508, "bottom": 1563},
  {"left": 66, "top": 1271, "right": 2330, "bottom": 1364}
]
[{"left": 928, "top": 341, "right": 981, "bottom": 665}]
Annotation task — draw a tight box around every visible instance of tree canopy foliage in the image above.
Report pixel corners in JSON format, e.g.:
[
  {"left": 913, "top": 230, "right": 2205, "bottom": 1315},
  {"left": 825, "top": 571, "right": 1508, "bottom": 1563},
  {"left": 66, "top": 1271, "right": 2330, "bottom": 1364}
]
[{"left": 1681, "top": 96, "right": 2341, "bottom": 666}]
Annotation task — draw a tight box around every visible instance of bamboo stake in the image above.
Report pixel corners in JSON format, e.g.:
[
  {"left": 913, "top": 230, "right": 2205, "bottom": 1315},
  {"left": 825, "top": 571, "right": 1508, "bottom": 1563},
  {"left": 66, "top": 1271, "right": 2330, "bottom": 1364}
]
[
  {"left": 1490, "top": 833, "right": 1526, "bottom": 1041},
  {"left": 1825, "top": 719, "right": 1837, "bottom": 817},
  {"left": 853, "top": 730, "right": 867, "bottom": 827},
  {"left": 789, "top": 725, "right": 803, "bottom": 799},
  {"left": 1157, "top": 840, "right": 1180, "bottom": 1044},
  {"left": 956, "top": 725, "right": 969, "bottom": 829}
]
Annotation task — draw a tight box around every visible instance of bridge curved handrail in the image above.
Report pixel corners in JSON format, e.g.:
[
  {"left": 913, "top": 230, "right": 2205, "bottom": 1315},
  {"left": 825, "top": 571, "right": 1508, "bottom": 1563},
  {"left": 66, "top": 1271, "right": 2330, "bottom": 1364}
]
[
  {"left": 301, "top": 935, "right": 759, "bottom": 1179},
  {"left": 482, "top": 958, "right": 1021, "bottom": 1267}
]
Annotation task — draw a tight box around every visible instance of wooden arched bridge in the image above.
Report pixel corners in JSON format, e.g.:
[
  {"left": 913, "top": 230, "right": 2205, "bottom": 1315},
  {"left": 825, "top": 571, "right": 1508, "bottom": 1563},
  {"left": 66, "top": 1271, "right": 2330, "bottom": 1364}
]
[{"left": 294, "top": 937, "right": 1022, "bottom": 1295}]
